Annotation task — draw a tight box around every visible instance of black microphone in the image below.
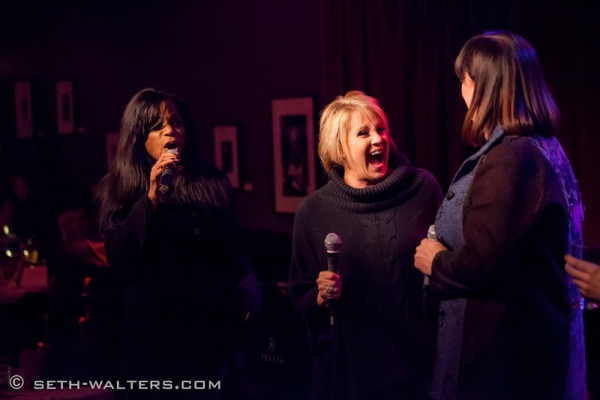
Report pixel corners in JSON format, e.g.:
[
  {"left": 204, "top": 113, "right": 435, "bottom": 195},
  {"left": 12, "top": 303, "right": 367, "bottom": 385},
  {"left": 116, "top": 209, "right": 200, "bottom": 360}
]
[
  {"left": 158, "top": 149, "right": 179, "bottom": 194},
  {"left": 423, "top": 224, "right": 437, "bottom": 289},
  {"left": 324, "top": 233, "right": 342, "bottom": 326}
]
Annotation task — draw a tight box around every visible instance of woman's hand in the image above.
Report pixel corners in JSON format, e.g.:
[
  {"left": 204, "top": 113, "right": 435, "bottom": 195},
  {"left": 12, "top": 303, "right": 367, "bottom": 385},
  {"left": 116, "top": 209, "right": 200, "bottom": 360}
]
[
  {"left": 565, "top": 254, "right": 600, "bottom": 302},
  {"left": 316, "top": 271, "right": 342, "bottom": 306},
  {"left": 148, "top": 149, "right": 181, "bottom": 208},
  {"left": 414, "top": 238, "right": 447, "bottom": 276}
]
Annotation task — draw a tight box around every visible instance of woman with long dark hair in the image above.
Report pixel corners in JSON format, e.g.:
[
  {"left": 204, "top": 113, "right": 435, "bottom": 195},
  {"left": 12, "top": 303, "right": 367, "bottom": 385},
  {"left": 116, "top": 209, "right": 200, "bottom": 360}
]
[
  {"left": 95, "top": 88, "right": 258, "bottom": 399},
  {"left": 414, "top": 32, "right": 586, "bottom": 399}
]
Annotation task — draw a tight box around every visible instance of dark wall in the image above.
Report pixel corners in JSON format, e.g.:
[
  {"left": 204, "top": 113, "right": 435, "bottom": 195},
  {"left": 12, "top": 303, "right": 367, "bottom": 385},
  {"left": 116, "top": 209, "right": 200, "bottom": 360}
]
[
  {"left": 0, "top": 0, "right": 325, "bottom": 235},
  {"left": 2, "top": 1, "right": 598, "bottom": 242}
]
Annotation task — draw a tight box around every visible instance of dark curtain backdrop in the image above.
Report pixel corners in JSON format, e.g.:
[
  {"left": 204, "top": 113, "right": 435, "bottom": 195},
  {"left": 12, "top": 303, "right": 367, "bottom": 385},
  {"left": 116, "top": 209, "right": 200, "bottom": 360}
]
[{"left": 320, "top": 0, "right": 600, "bottom": 243}]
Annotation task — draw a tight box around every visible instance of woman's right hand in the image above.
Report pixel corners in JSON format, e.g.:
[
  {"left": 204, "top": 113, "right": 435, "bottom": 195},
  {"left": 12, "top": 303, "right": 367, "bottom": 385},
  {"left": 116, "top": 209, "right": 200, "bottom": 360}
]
[
  {"left": 316, "top": 270, "right": 342, "bottom": 306},
  {"left": 148, "top": 149, "right": 180, "bottom": 208},
  {"left": 565, "top": 254, "right": 600, "bottom": 302},
  {"left": 414, "top": 238, "right": 447, "bottom": 276}
]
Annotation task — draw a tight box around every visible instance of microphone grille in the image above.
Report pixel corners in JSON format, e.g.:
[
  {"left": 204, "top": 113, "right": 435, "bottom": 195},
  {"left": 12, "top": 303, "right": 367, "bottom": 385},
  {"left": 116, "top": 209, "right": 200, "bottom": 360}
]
[
  {"left": 324, "top": 232, "right": 342, "bottom": 252},
  {"left": 427, "top": 225, "right": 438, "bottom": 241}
]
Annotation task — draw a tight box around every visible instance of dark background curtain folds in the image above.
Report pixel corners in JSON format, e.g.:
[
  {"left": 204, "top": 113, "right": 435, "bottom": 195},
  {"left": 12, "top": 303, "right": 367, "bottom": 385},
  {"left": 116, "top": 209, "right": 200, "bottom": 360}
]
[{"left": 320, "top": 0, "right": 600, "bottom": 242}]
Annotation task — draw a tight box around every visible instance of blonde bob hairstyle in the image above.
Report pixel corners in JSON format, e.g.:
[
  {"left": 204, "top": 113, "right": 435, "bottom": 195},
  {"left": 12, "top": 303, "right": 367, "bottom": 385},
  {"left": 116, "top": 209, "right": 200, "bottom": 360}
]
[
  {"left": 318, "top": 91, "right": 390, "bottom": 174},
  {"left": 455, "top": 31, "right": 560, "bottom": 146}
]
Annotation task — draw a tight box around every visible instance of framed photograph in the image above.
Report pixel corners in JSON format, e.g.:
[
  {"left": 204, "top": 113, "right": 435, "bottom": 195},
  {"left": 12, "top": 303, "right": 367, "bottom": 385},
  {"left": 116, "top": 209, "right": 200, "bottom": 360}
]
[
  {"left": 14, "top": 81, "right": 34, "bottom": 139},
  {"left": 105, "top": 132, "right": 120, "bottom": 170},
  {"left": 214, "top": 125, "right": 240, "bottom": 189},
  {"left": 271, "top": 97, "right": 316, "bottom": 213},
  {"left": 56, "top": 80, "right": 75, "bottom": 134}
]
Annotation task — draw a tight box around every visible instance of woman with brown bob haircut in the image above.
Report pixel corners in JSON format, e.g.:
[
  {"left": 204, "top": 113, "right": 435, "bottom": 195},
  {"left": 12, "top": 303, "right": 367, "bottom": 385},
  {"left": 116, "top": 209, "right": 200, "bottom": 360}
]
[
  {"left": 458, "top": 31, "right": 560, "bottom": 145},
  {"left": 415, "top": 31, "right": 586, "bottom": 399}
]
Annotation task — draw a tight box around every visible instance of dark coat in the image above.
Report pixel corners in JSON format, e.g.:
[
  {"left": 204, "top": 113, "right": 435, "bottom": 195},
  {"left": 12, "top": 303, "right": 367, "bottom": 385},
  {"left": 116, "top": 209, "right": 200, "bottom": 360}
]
[
  {"left": 106, "top": 189, "right": 259, "bottom": 399},
  {"left": 431, "top": 129, "right": 586, "bottom": 400}
]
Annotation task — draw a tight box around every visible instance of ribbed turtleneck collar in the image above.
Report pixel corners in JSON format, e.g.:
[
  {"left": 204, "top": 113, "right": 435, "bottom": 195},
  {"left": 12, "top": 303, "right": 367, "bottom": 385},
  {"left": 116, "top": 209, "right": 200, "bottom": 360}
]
[{"left": 319, "top": 151, "right": 426, "bottom": 213}]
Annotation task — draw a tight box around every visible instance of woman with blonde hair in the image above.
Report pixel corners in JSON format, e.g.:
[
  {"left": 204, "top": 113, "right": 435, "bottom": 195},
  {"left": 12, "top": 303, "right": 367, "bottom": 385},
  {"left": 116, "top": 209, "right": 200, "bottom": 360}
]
[{"left": 289, "top": 91, "right": 443, "bottom": 399}]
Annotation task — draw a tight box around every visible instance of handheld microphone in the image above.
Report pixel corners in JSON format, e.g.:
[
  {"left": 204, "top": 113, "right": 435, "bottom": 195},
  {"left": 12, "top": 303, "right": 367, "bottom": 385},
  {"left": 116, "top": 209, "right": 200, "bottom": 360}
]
[
  {"left": 325, "top": 232, "right": 342, "bottom": 273},
  {"left": 158, "top": 149, "right": 179, "bottom": 194},
  {"left": 324, "top": 233, "right": 342, "bottom": 326},
  {"left": 423, "top": 224, "right": 437, "bottom": 288}
]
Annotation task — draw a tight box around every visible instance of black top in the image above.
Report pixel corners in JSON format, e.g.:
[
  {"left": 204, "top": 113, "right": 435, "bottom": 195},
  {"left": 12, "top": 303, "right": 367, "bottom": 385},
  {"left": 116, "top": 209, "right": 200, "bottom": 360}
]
[
  {"left": 289, "top": 151, "right": 443, "bottom": 398},
  {"left": 106, "top": 174, "right": 259, "bottom": 398}
]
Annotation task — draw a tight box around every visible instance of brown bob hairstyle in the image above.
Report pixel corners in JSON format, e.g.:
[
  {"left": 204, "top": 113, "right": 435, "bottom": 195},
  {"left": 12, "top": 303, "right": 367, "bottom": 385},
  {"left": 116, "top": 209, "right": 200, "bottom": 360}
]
[{"left": 455, "top": 31, "right": 560, "bottom": 146}]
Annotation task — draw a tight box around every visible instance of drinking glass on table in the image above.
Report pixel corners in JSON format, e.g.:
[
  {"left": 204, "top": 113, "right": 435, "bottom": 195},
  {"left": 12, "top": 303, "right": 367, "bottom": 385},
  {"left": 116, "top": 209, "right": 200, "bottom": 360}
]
[{"left": 570, "top": 240, "right": 600, "bottom": 310}]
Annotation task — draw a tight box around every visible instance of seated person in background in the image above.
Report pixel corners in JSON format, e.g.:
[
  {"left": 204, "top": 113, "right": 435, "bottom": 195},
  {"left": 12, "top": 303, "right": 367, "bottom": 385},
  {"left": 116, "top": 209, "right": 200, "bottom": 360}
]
[
  {"left": 1, "top": 173, "right": 36, "bottom": 240},
  {"left": 46, "top": 184, "right": 110, "bottom": 331},
  {"left": 1, "top": 172, "right": 63, "bottom": 257},
  {"left": 56, "top": 187, "right": 107, "bottom": 268},
  {"left": 42, "top": 184, "right": 124, "bottom": 381},
  {"left": 565, "top": 254, "right": 600, "bottom": 302},
  {"left": 0, "top": 194, "right": 14, "bottom": 230}
]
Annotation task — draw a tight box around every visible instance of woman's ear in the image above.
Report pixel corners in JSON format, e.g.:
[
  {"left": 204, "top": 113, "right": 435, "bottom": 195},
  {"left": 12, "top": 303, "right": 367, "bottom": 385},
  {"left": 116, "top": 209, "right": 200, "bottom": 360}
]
[{"left": 338, "top": 142, "right": 345, "bottom": 162}]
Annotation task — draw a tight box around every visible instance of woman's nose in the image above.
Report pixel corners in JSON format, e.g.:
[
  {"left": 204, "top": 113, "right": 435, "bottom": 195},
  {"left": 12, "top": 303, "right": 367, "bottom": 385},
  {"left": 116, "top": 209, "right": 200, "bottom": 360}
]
[{"left": 371, "top": 131, "right": 382, "bottom": 144}]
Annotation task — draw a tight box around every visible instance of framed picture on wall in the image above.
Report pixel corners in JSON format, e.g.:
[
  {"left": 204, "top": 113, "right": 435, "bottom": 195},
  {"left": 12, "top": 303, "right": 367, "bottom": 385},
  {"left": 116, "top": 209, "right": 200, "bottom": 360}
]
[
  {"left": 14, "top": 81, "right": 34, "bottom": 139},
  {"left": 271, "top": 97, "right": 316, "bottom": 213},
  {"left": 214, "top": 125, "right": 240, "bottom": 189},
  {"left": 56, "top": 80, "right": 75, "bottom": 134}
]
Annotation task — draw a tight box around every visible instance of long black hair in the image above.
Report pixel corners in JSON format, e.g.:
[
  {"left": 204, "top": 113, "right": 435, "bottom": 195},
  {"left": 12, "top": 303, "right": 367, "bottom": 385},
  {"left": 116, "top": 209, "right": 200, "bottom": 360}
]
[{"left": 95, "top": 88, "right": 232, "bottom": 236}]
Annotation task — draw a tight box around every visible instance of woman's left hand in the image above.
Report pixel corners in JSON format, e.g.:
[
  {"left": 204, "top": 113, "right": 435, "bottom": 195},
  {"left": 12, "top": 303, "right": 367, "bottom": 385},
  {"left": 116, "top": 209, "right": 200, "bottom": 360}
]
[{"left": 414, "top": 238, "right": 447, "bottom": 276}]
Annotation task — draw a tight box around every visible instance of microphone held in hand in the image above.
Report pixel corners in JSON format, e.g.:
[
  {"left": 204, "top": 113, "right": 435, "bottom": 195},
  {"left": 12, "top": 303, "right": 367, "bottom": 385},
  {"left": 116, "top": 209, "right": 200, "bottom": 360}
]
[
  {"left": 158, "top": 149, "right": 179, "bottom": 194},
  {"left": 324, "top": 233, "right": 342, "bottom": 326},
  {"left": 423, "top": 224, "right": 438, "bottom": 288},
  {"left": 325, "top": 232, "right": 342, "bottom": 273},
  {"left": 427, "top": 224, "right": 438, "bottom": 242},
  {"left": 324, "top": 232, "right": 342, "bottom": 399}
]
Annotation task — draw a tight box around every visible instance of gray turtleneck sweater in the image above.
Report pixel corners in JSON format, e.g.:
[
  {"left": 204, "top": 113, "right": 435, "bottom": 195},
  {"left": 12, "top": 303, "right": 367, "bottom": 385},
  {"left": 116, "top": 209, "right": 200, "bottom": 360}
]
[{"left": 288, "top": 151, "right": 443, "bottom": 399}]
